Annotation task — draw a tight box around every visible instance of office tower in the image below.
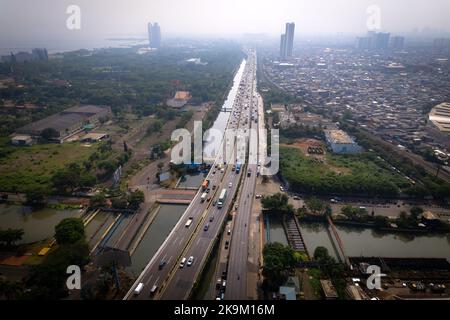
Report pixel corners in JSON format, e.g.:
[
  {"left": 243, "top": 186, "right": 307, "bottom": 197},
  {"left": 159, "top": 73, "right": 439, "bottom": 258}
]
[
  {"left": 356, "top": 31, "right": 391, "bottom": 50},
  {"left": 280, "top": 34, "right": 286, "bottom": 59},
  {"left": 148, "top": 22, "right": 162, "bottom": 48},
  {"left": 279, "top": 22, "right": 295, "bottom": 60},
  {"left": 285, "top": 22, "right": 295, "bottom": 57},
  {"left": 375, "top": 32, "right": 390, "bottom": 49},
  {"left": 391, "top": 36, "right": 405, "bottom": 50}
]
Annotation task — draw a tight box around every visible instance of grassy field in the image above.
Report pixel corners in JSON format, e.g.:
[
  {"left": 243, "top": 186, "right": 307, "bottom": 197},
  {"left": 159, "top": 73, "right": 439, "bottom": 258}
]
[
  {"left": 280, "top": 146, "right": 411, "bottom": 197},
  {"left": 0, "top": 138, "right": 99, "bottom": 193}
]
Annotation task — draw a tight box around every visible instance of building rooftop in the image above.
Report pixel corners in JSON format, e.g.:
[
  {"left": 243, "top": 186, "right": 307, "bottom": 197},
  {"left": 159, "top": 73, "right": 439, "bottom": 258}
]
[
  {"left": 325, "top": 129, "right": 353, "bottom": 144},
  {"left": 429, "top": 102, "right": 450, "bottom": 132}
]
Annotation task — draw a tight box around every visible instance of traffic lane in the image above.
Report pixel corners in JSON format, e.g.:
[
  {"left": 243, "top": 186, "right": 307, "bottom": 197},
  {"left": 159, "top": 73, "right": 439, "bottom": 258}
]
[
  {"left": 161, "top": 171, "right": 242, "bottom": 299},
  {"left": 132, "top": 179, "right": 221, "bottom": 300}
]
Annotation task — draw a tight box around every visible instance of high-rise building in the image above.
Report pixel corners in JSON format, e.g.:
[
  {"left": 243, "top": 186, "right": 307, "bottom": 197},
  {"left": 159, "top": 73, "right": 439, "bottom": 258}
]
[
  {"left": 148, "top": 22, "right": 162, "bottom": 49},
  {"left": 279, "top": 22, "right": 295, "bottom": 60},
  {"left": 280, "top": 34, "right": 286, "bottom": 59},
  {"left": 356, "top": 31, "right": 391, "bottom": 50},
  {"left": 391, "top": 36, "right": 405, "bottom": 50},
  {"left": 285, "top": 22, "right": 295, "bottom": 57}
]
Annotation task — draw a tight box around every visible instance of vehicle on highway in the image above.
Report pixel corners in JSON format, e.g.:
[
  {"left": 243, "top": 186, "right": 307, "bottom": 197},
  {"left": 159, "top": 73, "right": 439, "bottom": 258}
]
[
  {"left": 210, "top": 215, "right": 214, "bottom": 222},
  {"left": 218, "top": 189, "right": 227, "bottom": 208},
  {"left": 202, "top": 179, "right": 210, "bottom": 191},
  {"left": 158, "top": 260, "right": 166, "bottom": 270},
  {"left": 212, "top": 200, "right": 217, "bottom": 206},
  {"left": 225, "top": 240, "right": 229, "bottom": 249},
  {"left": 150, "top": 285, "right": 158, "bottom": 295},
  {"left": 236, "top": 163, "right": 242, "bottom": 173},
  {"left": 187, "top": 256, "right": 194, "bottom": 266},
  {"left": 204, "top": 223, "right": 209, "bottom": 231},
  {"left": 180, "top": 257, "right": 187, "bottom": 268},
  {"left": 227, "top": 229, "right": 231, "bottom": 235},
  {"left": 185, "top": 217, "right": 193, "bottom": 228},
  {"left": 134, "top": 282, "right": 144, "bottom": 295},
  {"left": 247, "top": 169, "right": 252, "bottom": 177},
  {"left": 200, "top": 192, "right": 207, "bottom": 203},
  {"left": 228, "top": 182, "right": 232, "bottom": 188},
  {"left": 212, "top": 185, "right": 216, "bottom": 190}
]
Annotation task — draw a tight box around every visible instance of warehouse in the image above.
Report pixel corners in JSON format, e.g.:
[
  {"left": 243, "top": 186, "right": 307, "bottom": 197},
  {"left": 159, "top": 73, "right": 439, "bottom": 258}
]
[{"left": 15, "top": 105, "right": 111, "bottom": 142}]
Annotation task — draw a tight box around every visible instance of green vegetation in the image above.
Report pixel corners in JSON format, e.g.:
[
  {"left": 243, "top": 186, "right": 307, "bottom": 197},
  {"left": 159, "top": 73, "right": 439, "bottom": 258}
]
[
  {"left": 262, "top": 242, "right": 297, "bottom": 291},
  {"left": 111, "top": 190, "right": 144, "bottom": 210},
  {"left": 261, "top": 193, "right": 294, "bottom": 215},
  {"left": 280, "top": 146, "right": 410, "bottom": 197},
  {"left": 312, "top": 247, "right": 347, "bottom": 299},
  {"left": 0, "top": 228, "right": 24, "bottom": 247},
  {"left": 343, "top": 125, "right": 450, "bottom": 199},
  {"left": 55, "top": 218, "right": 85, "bottom": 245},
  {"left": 22, "top": 218, "right": 90, "bottom": 299},
  {"left": 0, "top": 45, "right": 244, "bottom": 136}
]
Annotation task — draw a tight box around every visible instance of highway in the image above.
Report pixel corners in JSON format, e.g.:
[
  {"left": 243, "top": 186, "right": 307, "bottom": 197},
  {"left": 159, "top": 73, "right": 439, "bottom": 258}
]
[
  {"left": 159, "top": 50, "right": 258, "bottom": 299},
  {"left": 124, "top": 49, "right": 257, "bottom": 300},
  {"left": 225, "top": 50, "right": 261, "bottom": 300}
]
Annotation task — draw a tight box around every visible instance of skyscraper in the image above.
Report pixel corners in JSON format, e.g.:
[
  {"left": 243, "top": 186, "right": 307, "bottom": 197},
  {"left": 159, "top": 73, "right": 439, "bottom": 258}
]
[
  {"left": 148, "top": 22, "right": 162, "bottom": 49},
  {"left": 285, "top": 23, "right": 295, "bottom": 57},
  {"left": 280, "top": 34, "right": 286, "bottom": 60},
  {"left": 279, "top": 22, "right": 295, "bottom": 60}
]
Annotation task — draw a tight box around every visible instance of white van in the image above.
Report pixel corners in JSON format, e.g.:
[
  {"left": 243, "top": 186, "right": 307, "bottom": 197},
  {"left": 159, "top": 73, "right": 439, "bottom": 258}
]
[
  {"left": 180, "top": 257, "right": 187, "bottom": 268},
  {"left": 134, "top": 282, "right": 144, "bottom": 295}
]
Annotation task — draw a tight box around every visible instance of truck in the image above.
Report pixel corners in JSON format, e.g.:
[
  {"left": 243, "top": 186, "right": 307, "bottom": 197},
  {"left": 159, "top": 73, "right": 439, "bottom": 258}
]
[
  {"left": 200, "top": 192, "right": 207, "bottom": 203},
  {"left": 201, "top": 179, "right": 210, "bottom": 191},
  {"left": 236, "top": 163, "right": 242, "bottom": 174},
  {"left": 217, "top": 188, "right": 227, "bottom": 208}
]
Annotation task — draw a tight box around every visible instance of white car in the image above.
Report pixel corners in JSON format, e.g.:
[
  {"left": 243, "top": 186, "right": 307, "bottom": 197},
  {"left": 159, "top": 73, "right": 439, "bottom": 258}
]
[
  {"left": 187, "top": 256, "right": 194, "bottom": 266},
  {"left": 279, "top": 186, "right": 285, "bottom": 192}
]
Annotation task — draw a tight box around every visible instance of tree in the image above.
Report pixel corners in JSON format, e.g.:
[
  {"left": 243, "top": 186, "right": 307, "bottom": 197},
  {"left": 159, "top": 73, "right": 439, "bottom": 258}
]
[
  {"left": 25, "top": 188, "right": 46, "bottom": 204},
  {"left": 111, "top": 196, "right": 128, "bottom": 209},
  {"left": 0, "top": 228, "right": 24, "bottom": 247},
  {"left": 410, "top": 206, "right": 424, "bottom": 220},
  {"left": 262, "top": 242, "right": 296, "bottom": 290},
  {"left": 90, "top": 193, "right": 106, "bottom": 207},
  {"left": 261, "top": 193, "right": 294, "bottom": 215},
  {"left": 128, "top": 190, "right": 145, "bottom": 209},
  {"left": 313, "top": 246, "right": 330, "bottom": 262},
  {"left": 305, "top": 197, "right": 327, "bottom": 215},
  {"left": 55, "top": 218, "right": 85, "bottom": 245}
]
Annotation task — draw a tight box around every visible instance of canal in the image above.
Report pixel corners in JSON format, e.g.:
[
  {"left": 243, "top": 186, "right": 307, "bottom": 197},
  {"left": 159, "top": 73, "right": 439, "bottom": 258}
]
[
  {"left": 300, "top": 222, "right": 450, "bottom": 261},
  {"left": 0, "top": 204, "right": 81, "bottom": 244},
  {"left": 126, "top": 204, "right": 188, "bottom": 277}
]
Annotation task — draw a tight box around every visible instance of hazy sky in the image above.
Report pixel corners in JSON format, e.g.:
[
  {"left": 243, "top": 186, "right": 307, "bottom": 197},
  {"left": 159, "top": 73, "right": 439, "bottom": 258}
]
[{"left": 1, "top": 0, "right": 450, "bottom": 42}]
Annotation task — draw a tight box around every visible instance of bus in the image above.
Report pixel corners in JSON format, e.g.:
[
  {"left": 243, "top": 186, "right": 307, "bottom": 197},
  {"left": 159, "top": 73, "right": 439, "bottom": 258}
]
[
  {"left": 202, "top": 179, "right": 210, "bottom": 191},
  {"left": 217, "top": 189, "right": 227, "bottom": 208}
]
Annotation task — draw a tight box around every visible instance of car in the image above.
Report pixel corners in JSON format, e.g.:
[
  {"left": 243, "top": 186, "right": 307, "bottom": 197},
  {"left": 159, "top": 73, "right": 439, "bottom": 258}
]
[
  {"left": 180, "top": 257, "right": 186, "bottom": 268},
  {"left": 204, "top": 224, "right": 209, "bottom": 231},
  {"left": 212, "top": 200, "right": 217, "bottom": 206},
  {"left": 227, "top": 229, "right": 231, "bottom": 235},
  {"left": 210, "top": 215, "right": 214, "bottom": 222},
  {"left": 228, "top": 182, "right": 232, "bottom": 188},
  {"left": 224, "top": 240, "right": 229, "bottom": 249},
  {"left": 221, "top": 168, "right": 225, "bottom": 173},
  {"left": 279, "top": 186, "right": 285, "bottom": 192},
  {"left": 187, "top": 256, "right": 194, "bottom": 266},
  {"left": 150, "top": 285, "right": 158, "bottom": 295},
  {"left": 158, "top": 260, "right": 166, "bottom": 270},
  {"left": 293, "top": 196, "right": 300, "bottom": 200},
  {"left": 207, "top": 197, "right": 212, "bottom": 202},
  {"left": 255, "top": 194, "right": 262, "bottom": 199},
  {"left": 212, "top": 185, "right": 216, "bottom": 190},
  {"left": 205, "top": 188, "right": 210, "bottom": 193}
]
